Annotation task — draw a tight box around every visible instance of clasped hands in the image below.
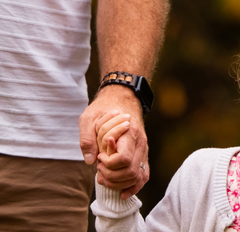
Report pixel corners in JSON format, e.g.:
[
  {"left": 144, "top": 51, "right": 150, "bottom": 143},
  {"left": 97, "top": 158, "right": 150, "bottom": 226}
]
[{"left": 79, "top": 86, "right": 149, "bottom": 200}]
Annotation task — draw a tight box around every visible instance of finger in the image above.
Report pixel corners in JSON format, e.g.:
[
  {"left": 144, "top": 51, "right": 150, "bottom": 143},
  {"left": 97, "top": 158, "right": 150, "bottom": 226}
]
[
  {"left": 95, "top": 110, "right": 120, "bottom": 134},
  {"left": 98, "top": 121, "right": 140, "bottom": 169},
  {"left": 97, "top": 114, "right": 131, "bottom": 147},
  {"left": 97, "top": 161, "right": 149, "bottom": 193},
  {"left": 97, "top": 170, "right": 137, "bottom": 190},
  {"left": 97, "top": 156, "right": 137, "bottom": 182},
  {"left": 79, "top": 113, "right": 98, "bottom": 165},
  {"left": 101, "top": 121, "right": 130, "bottom": 151},
  {"left": 98, "top": 133, "right": 149, "bottom": 198},
  {"left": 97, "top": 151, "right": 132, "bottom": 170},
  {"left": 107, "top": 137, "right": 116, "bottom": 155},
  {"left": 121, "top": 145, "right": 149, "bottom": 200},
  {"left": 97, "top": 160, "right": 149, "bottom": 190},
  {"left": 120, "top": 171, "right": 149, "bottom": 200}
]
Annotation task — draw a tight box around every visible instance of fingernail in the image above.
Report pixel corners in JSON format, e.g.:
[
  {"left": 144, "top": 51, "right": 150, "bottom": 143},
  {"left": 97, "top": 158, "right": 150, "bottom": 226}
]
[
  {"left": 124, "top": 114, "right": 131, "bottom": 119},
  {"left": 84, "top": 153, "right": 94, "bottom": 164},
  {"left": 122, "top": 121, "right": 130, "bottom": 127}
]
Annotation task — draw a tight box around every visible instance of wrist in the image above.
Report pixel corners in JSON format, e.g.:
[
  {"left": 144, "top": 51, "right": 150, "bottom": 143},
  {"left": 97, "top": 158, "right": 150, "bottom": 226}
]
[
  {"left": 96, "top": 84, "right": 142, "bottom": 116},
  {"left": 94, "top": 174, "right": 142, "bottom": 216},
  {"left": 98, "top": 71, "right": 154, "bottom": 114}
]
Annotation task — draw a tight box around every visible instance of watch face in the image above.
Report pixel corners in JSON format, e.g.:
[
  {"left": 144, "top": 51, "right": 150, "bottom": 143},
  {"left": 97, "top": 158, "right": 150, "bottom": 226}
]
[{"left": 136, "top": 76, "right": 154, "bottom": 113}]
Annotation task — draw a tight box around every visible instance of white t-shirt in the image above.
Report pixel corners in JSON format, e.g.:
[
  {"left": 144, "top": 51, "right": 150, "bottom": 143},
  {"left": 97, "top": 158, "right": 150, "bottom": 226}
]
[{"left": 0, "top": 0, "right": 92, "bottom": 160}]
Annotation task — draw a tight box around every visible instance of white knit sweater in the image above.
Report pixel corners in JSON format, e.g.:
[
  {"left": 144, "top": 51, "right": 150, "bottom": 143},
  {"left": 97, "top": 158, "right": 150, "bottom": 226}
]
[
  {"left": 91, "top": 147, "right": 240, "bottom": 232},
  {"left": 0, "top": 0, "right": 91, "bottom": 160}
]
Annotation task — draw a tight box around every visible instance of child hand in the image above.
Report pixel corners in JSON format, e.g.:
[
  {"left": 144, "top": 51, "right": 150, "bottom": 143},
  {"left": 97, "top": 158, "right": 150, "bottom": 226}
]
[{"left": 96, "top": 110, "right": 131, "bottom": 156}]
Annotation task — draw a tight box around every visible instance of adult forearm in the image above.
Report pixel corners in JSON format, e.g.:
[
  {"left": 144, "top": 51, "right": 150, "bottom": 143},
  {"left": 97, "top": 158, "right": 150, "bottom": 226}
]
[
  {"left": 79, "top": 0, "right": 170, "bottom": 199},
  {"left": 97, "top": 0, "right": 170, "bottom": 81}
]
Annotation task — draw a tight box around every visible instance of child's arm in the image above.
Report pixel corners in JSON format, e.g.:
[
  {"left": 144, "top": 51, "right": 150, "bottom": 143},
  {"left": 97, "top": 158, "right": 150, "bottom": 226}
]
[{"left": 92, "top": 111, "right": 146, "bottom": 232}]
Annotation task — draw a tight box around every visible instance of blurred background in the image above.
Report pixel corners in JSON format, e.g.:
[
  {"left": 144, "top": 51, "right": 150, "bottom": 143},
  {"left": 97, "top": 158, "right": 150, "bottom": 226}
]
[{"left": 87, "top": 0, "right": 240, "bottom": 231}]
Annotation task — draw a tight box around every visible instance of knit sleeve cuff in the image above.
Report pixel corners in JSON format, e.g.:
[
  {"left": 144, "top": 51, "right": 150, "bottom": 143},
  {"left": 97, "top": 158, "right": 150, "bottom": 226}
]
[{"left": 91, "top": 175, "right": 142, "bottom": 219}]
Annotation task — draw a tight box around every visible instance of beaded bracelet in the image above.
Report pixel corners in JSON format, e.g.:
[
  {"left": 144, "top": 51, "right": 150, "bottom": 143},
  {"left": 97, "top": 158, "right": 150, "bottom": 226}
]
[
  {"left": 99, "top": 71, "right": 139, "bottom": 90},
  {"left": 98, "top": 71, "right": 154, "bottom": 114}
]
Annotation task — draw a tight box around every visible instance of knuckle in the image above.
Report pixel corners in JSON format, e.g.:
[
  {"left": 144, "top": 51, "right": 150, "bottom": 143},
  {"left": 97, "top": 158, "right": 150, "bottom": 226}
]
[
  {"left": 129, "top": 122, "right": 147, "bottom": 142},
  {"left": 102, "top": 169, "right": 113, "bottom": 181},
  {"left": 144, "top": 172, "right": 150, "bottom": 183},
  {"left": 127, "top": 166, "right": 138, "bottom": 179},
  {"left": 102, "top": 162, "right": 112, "bottom": 170},
  {"left": 79, "top": 136, "right": 93, "bottom": 150},
  {"left": 119, "top": 154, "right": 132, "bottom": 166},
  {"left": 100, "top": 124, "right": 108, "bottom": 134},
  {"left": 137, "top": 136, "right": 148, "bottom": 149},
  {"left": 141, "top": 135, "right": 148, "bottom": 145},
  {"left": 97, "top": 176, "right": 105, "bottom": 186},
  {"left": 130, "top": 124, "right": 139, "bottom": 138},
  {"left": 79, "top": 113, "right": 86, "bottom": 123}
]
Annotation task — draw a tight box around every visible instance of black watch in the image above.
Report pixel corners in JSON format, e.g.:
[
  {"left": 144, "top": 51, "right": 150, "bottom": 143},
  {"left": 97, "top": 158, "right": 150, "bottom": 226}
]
[{"left": 99, "top": 71, "right": 154, "bottom": 114}]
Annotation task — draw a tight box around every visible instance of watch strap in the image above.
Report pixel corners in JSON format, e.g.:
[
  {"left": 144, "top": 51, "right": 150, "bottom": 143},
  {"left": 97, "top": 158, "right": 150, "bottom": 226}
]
[
  {"left": 99, "top": 71, "right": 153, "bottom": 114},
  {"left": 100, "top": 71, "right": 139, "bottom": 90}
]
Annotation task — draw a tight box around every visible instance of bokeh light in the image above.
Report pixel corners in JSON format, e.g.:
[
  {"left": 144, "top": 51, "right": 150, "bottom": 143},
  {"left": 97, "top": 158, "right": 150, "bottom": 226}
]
[{"left": 157, "top": 79, "right": 187, "bottom": 117}]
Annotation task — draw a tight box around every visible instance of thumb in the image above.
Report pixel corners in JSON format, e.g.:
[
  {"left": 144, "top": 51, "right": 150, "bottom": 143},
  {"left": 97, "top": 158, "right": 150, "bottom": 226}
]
[{"left": 79, "top": 115, "right": 98, "bottom": 165}]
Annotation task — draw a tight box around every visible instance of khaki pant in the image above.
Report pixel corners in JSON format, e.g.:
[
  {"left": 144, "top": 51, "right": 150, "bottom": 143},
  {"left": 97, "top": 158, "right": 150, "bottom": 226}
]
[{"left": 0, "top": 154, "right": 96, "bottom": 232}]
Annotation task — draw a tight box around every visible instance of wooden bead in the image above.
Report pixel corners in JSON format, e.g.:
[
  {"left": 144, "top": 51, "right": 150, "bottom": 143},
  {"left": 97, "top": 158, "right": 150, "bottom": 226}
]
[
  {"left": 125, "top": 76, "right": 133, "bottom": 82},
  {"left": 117, "top": 74, "right": 125, "bottom": 80},
  {"left": 110, "top": 74, "right": 117, "bottom": 79}
]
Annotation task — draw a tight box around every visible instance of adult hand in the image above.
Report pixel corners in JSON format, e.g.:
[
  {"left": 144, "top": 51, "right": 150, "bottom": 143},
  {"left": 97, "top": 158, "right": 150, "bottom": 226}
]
[{"left": 79, "top": 84, "right": 150, "bottom": 200}]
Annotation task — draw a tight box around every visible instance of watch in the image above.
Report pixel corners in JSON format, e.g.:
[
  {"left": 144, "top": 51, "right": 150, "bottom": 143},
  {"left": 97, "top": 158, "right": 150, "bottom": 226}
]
[{"left": 99, "top": 71, "right": 154, "bottom": 114}]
